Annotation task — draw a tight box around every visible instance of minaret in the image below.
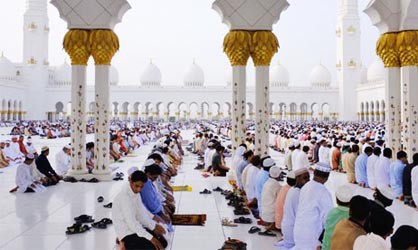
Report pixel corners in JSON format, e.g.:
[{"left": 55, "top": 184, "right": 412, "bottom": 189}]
[
  {"left": 336, "top": 0, "right": 361, "bottom": 121},
  {"left": 23, "top": 0, "right": 49, "bottom": 120}
]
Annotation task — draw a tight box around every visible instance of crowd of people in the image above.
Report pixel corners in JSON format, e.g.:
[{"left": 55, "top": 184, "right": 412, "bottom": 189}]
[{"left": 2, "top": 119, "right": 418, "bottom": 249}]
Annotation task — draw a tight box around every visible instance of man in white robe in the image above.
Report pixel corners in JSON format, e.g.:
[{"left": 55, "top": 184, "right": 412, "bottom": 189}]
[
  {"left": 367, "top": 147, "right": 381, "bottom": 189},
  {"left": 291, "top": 141, "right": 301, "bottom": 169},
  {"left": 412, "top": 166, "right": 418, "bottom": 207},
  {"left": 5, "top": 137, "right": 24, "bottom": 164},
  {"left": 55, "top": 144, "right": 71, "bottom": 176},
  {"left": 261, "top": 166, "right": 282, "bottom": 229},
  {"left": 318, "top": 140, "right": 329, "bottom": 164},
  {"left": 375, "top": 148, "right": 392, "bottom": 189},
  {"left": 293, "top": 163, "right": 333, "bottom": 250},
  {"left": 277, "top": 168, "right": 310, "bottom": 249},
  {"left": 15, "top": 153, "right": 45, "bottom": 193},
  {"left": 293, "top": 146, "right": 310, "bottom": 171}
]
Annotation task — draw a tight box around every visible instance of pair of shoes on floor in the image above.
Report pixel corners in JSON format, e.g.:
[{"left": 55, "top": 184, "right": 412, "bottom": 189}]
[
  {"left": 103, "top": 202, "right": 112, "bottom": 208},
  {"left": 213, "top": 187, "right": 224, "bottom": 192},
  {"left": 74, "top": 214, "right": 95, "bottom": 223},
  {"left": 66, "top": 223, "right": 90, "bottom": 235},
  {"left": 219, "top": 237, "right": 247, "bottom": 250},
  {"left": 199, "top": 189, "right": 212, "bottom": 194},
  {"left": 91, "top": 218, "right": 113, "bottom": 229},
  {"left": 113, "top": 173, "right": 124, "bottom": 181},
  {"left": 234, "top": 217, "right": 252, "bottom": 224},
  {"left": 63, "top": 176, "right": 77, "bottom": 183},
  {"left": 79, "top": 178, "right": 99, "bottom": 183}
]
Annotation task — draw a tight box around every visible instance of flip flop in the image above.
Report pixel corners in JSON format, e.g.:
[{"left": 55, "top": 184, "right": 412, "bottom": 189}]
[
  {"left": 91, "top": 221, "right": 107, "bottom": 229},
  {"left": 100, "top": 218, "right": 113, "bottom": 225},
  {"left": 74, "top": 215, "right": 94, "bottom": 223},
  {"left": 88, "top": 178, "right": 99, "bottom": 183},
  {"left": 213, "top": 187, "right": 224, "bottom": 192},
  {"left": 258, "top": 230, "right": 277, "bottom": 237},
  {"left": 103, "top": 202, "right": 112, "bottom": 208},
  {"left": 248, "top": 226, "right": 261, "bottom": 234},
  {"left": 221, "top": 218, "right": 238, "bottom": 227},
  {"left": 97, "top": 196, "right": 104, "bottom": 203},
  {"left": 66, "top": 224, "right": 90, "bottom": 234},
  {"left": 234, "top": 217, "right": 252, "bottom": 224},
  {"left": 199, "top": 189, "right": 212, "bottom": 194}
]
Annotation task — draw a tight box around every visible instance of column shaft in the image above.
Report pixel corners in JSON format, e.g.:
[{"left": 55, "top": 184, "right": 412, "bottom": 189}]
[
  {"left": 401, "top": 66, "right": 418, "bottom": 159},
  {"left": 255, "top": 66, "right": 270, "bottom": 157},
  {"left": 385, "top": 68, "right": 402, "bottom": 153},
  {"left": 231, "top": 66, "right": 246, "bottom": 152},
  {"left": 93, "top": 65, "right": 111, "bottom": 178},
  {"left": 68, "top": 65, "right": 87, "bottom": 175}
]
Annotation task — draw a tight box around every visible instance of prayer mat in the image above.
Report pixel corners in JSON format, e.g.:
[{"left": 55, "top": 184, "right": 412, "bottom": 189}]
[
  {"left": 172, "top": 185, "right": 192, "bottom": 192},
  {"left": 172, "top": 214, "right": 207, "bottom": 226}
]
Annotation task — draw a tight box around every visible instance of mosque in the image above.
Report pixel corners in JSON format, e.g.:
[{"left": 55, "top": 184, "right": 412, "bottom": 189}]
[{"left": 0, "top": 0, "right": 386, "bottom": 123}]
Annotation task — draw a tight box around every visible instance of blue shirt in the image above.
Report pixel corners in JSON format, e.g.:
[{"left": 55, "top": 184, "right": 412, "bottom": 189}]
[
  {"left": 140, "top": 179, "right": 163, "bottom": 215},
  {"left": 355, "top": 153, "right": 369, "bottom": 187},
  {"left": 255, "top": 170, "right": 269, "bottom": 215},
  {"left": 390, "top": 159, "right": 406, "bottom": 197}
]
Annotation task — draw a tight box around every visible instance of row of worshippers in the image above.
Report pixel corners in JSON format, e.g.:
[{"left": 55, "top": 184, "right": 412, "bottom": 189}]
[
  {"left": 113, "top": 133, "right": 185, "bottom": 250},
  {"left": 9, "top": 121, "right": 95, "bottom": 138},
  {"left": 0, "top": 135, "right": 37, "bottom": 167}
]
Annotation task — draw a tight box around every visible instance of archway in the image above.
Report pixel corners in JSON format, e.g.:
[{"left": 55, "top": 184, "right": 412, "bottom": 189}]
[
  {"left": 279, "top": 103, "right": 286, "bottom": 121},
  {"left": 201, "top": 102, "right": 210, "bottom": 119},
  {"left": 289, "top": 103, "right": 297, "bottom": 121},
  {"left": 55, "top": 101, "right": 65, "bottom": 121},
  {"left": 133, "top": 102, "right": 141, "bottom": 120},
  {"left": 178, "top": 102, "right": 187, "bottom": 120},
  {"left": 300, "top": 103, "right": 308, "bottom": 120},
  {"left": 321, "top": 103, "right": 330, "bottom": 121},
  {"left": 311, "top": 103, "right": 320, "bottom": 120},
  {"left": 189, "top": 102, "right": 199, "bottom": 119}
]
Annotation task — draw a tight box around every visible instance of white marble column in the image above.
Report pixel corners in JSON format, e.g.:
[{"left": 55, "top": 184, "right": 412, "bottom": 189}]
[
  {"left": 67, "top": 65, "right": 88, "bottom": 176},
  {"left": 401, "top": 66, "right": 418, "bottom": 159},
  {"left": 385, "top": 68, "right": 402, "bottom": 153},
  {"left": 255, "top": 66, "right": 270, "bottom": 157},
  {"left": 93, "top": 65, "right": 111, "bottom": 180},
  {"left": 231, "top": 66, "right": 247, "bottom": 152}
]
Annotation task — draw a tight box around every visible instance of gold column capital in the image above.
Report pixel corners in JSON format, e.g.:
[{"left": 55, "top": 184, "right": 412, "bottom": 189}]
[
  {"left": 63, "top": 29, "right": 91, "bottom": 66},
  {"left": 250, "top": 31, "right": 279, "bottom": 67},
  {"left": 223, "top": 30, "right": 252, "bottom": 66},
  {"left": 397, "top": 30, "right": 418, "bottom": 67},
  {"left": 376, "top": 32, "right": 400, "bottom": 68},
  {"left": 90, "top": 29, "right": 119, "bottom": 65}
]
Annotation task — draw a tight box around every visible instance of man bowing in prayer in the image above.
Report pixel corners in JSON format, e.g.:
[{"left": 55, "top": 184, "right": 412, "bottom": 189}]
[
  {"left": 293, "top": 162, "right": 333, "bottom": 250},
  {"left": 55, "top": 144, "right": 71, "bottom": 176}
]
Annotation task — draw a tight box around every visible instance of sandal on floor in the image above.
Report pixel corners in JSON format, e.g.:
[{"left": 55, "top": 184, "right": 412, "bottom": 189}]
[
  {"left": 222, "top": 218, "right": 238, "bottom": 227},
  {"left": 103, "top": 202, "right": 112, "bottom": 208},
  {"left": 213, "top": 187, "right": 224, "bottom": 192},
  {"left": 248, "top": 226, "right": 261, "bottom": 234},
  {"left": 99, "top": 218, "right": 113, "bottom": 225},
  {"left": 97, "top": 196, "right": 104, "bottom": 203},
  {"left": 66, "top": 223, "right": 90, "bottom": 234},
  {"left": 199, "top": 189, "right": 212, "bottom": 194},
  {"left": 74, "top": 214, "right": 94, "bottom": 223},
  {"left": 234, "top": 217, "right": 252, "bottom": 224},
  {"left": 92, "top": 221, "right": 107, "bottom": 229},
  {"left": 258, "top": 230, "right": 277, "bottom": 237},
  {"left": 88, "top": 178, "right": 99, "bottom": 183}
]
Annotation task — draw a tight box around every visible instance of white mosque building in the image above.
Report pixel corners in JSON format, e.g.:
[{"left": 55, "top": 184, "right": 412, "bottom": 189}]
[{"left": 0, "top": 0, "right": 385, "bottom": 123}]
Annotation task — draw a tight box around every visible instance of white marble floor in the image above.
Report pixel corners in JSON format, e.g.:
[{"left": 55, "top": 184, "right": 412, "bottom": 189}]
[{"left": 0, "top": 129, "right": 417, "bottom": 250}]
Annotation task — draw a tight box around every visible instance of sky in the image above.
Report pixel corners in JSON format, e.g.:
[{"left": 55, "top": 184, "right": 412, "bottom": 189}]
[{"left": 0, "top": 0, "right": 379, "bottom": 87}]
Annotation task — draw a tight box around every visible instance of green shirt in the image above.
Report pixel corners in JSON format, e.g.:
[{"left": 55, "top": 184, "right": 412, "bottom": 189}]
[{"left": 321, "top": 206, "right": 349, "bottom": 250}]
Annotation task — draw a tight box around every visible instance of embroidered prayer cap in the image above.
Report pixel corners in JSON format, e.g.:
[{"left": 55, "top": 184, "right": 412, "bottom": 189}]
[
  {"left": 64, "top": 144, "right": 71, "bottom": 150},
  {"left": 262, "top": 158, "right": 276, "bottom": 168},
  {"left": 294, "top": 167, "right": 309, "bottom": 177},
  {"left": 315, "top": 162, "right": 331, "bottom": 173},
  {"left": 41, "top": 146, "right": 49, "bottom": 151},
  {"left": 269, "top": 166, "right": 282, "bottom": 178},
  {"left": 287, "top": 171, "right": 296, "bottom": 179},
  {"left": 379, "top": 186, "right": 395, "bottom": 200},
  {"left": 335, "top": 184, "right": 355, "bottom": 203},
  {"left": 26, "top": 153, "right": 35, "bottom": 160},
  {"left": 143, "top": 159, "right": 156, "bottom": 168}
]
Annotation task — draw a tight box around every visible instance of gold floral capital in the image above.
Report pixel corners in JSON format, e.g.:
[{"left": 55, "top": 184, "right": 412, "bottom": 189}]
[
  {"left": 63, "top": 29, "right": 91, "bottom": 66},
  {"left": 396, "top": 30, "right": 418, "bottom": 67},
  {"left": 250, "top": 31, "right": 279, "bottom": 66},
  {"left": 223, "top": 30, "right": 252, "bottom": 66},
  {"left": 376, "top": 32, "right": 400, "bottom": 68},
  {"left": 90, "top": 29, "right": 119, "bottom": 65}
]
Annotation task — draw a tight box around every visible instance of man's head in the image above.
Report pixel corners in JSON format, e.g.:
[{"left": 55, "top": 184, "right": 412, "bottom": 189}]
[
  {"left": 144, "top": 164, "right": 162, "bottom": 182},
  {"left": 349, "top": 195, "right": 370, "bottom": 224},
  {"left": 412, "top": 153, "right": 418, "bottom": 165},
  {"left": 390, "top": 225, "right": 418, "bottom": 250},
  {"left": 374, "top": 187, "right": 394, "bottom": 207},
  {"left": 383, "top": 148, "right": 392, "bottom": 159},
  {"left": 370, "top": 209, "right": 395, "bottom": 239},
  {"left": 302, "top": 145, "right": 309, "bottom": 154},
  {"left": 313, "top": 162, "right": 331, "bottom": 184},
  {"left": 129, "top": 170, "right": 148, "bottom": 193},
  {"left": 19, "top": 135, "right": 24, "bottom": 142},
  {"left": 351, "top": 144, "right": 360, "bottom": 154},
  {"left": 373, "top": 147, "right": 382, "bottom": 157},
  {"left": 147, "top": 153, "right": 163, "bottom": 165},
  {"left": 216, "top": 145, "right": 225, "bottom": 154},
  {"left": 250, "top": 155, "right": 261, "bottom": 167},
  {"left": 41, "top": 146, "right": 49, "bottom": 156},
  {"left": 294, "top": 168, "right": 310, "bottom": 188},
  {"left": 63, "top": 144, "right": 71, "bottom": 154},
  {"left": 0, "top": 142, "right": 5, "bottom": 149},
  {"left": 287, "top": 171, "right": 296, "bottom": 186},
  {"left": 11, "top": 136, "right": 18, "bottom": 143},
  {"left": 364, "top": 146, "right": 373, "bottom": 156},
  {"left": 396, "top": 151, "right": 408, "bottom": 164},
  {"left": 335, "top": 185, "right": 354, "bottom": 207},
  {"left": 24, "top": 153, "right": 35, "bottom": 165}
]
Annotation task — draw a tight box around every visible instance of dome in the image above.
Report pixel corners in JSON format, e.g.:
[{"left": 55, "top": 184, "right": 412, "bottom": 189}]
[
  {"left": 270, "top": 62, "right": 289, "bottom": 87},
  {"left": 367, "top": 59, "right": 385, "bottom": 83},
  {"left": 361, "top": 65, "right": 368, "bottom": 84},
  {"left": 55, "top": 61, "right": 71, "bottom": 85},
  {"left": 140, "top": 62, "right": 162, "bottom": 87},
  {"left": 184, "top": 61, "right": 204, "bottom": 87},
  {"left": 0, "top": 53, "right": 16, "bottom": 81},
  {"left": 110, "top": 66, "right": 119, "bottom": 86},
  {"left": 309, "top": 64, "right": 331, "bottom": 87}
]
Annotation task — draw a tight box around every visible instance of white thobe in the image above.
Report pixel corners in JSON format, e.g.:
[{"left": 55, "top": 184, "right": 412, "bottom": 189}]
[
  {"left": 25, "top": 143, "right": 36, "bottom": 154},
  {"left": 293, "top": 152, "right": 309, "bottom": 171},
  {"left": 15, "top": 162, "right": 36, "bottom": 193},
  {"left": 278, "top": 187, "right": 301, "bottom": 249},
  {"left": 366, "top": 154, "right": 380, "bottom": 189},
  {"left": 412, "top": 167, "right": 418, "bottom": 207},
  {"left": 374, "top": 156, "right": 391, "bottom": 189},
  {"left": 318, "top": 146, "right": 329, "bottom": 163},
  {"left": 244, "top": 165, "right": 260, "bottom": 201},
  {"left": 55, "top": 150, "right": 71, "bottom": 176},
  {"left": 293, "top": 180, "right": 333, "bottom": 250},
  {"left": 6, "top": 142, "right": 23, "bottom": 160},
  {"left": 261, "top": 178, "right": 281, "bottom": 222},
  {"left": 291, "top": 149, "right": 301, "bottom": 169}
]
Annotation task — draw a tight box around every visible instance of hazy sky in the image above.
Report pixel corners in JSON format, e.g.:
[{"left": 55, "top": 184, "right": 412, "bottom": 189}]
[{"left": 0, "top": 0, "right": 379, "bottom": 86}]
